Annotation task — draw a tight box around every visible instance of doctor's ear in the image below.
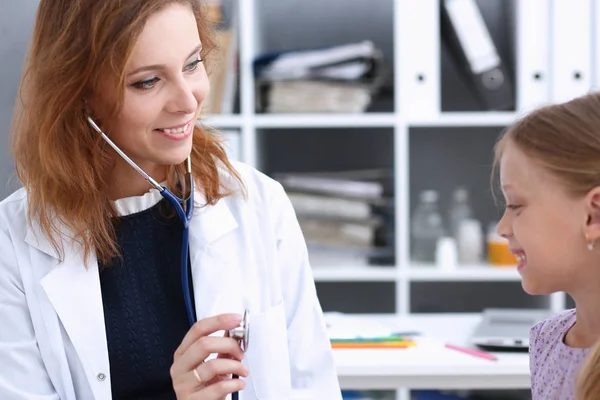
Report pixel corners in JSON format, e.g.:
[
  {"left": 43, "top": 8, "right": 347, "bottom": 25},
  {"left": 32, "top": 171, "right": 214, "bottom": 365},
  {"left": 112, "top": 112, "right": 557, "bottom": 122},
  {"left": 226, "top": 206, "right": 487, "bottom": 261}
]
[
  {"left": 82, "top": 98, "right": 96, "bottom": 119},
  {"left": 82, "top": 98, "right": 104, "bottom": 129},
  {"left": 583, "top": 187, "right": 600, "bottom": 244}
]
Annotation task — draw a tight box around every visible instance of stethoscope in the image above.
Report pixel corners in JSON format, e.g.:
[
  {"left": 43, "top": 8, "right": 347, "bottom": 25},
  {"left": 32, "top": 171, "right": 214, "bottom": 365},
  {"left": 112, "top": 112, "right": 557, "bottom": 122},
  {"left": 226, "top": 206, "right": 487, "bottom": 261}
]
[{"left": 87, "top": 117, "right": 249, "bottom": 399}]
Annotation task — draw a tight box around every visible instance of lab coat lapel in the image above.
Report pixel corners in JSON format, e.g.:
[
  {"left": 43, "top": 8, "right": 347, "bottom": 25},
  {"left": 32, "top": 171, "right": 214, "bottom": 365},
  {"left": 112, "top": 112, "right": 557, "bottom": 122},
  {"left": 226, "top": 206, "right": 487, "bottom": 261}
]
[
  {"left": 188, "top": 191, "right": 245, "bottom": 322},
  {"left": 26, "top": 222, "right": 110, "bottom": 400}
]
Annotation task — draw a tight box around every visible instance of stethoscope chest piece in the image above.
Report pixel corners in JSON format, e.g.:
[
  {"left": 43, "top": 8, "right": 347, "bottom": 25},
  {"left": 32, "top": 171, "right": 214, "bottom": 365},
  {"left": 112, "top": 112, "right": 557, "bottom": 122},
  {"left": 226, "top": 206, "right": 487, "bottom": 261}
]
[{"left": 229, "top": 309, "right": 250, "bottom": 352}]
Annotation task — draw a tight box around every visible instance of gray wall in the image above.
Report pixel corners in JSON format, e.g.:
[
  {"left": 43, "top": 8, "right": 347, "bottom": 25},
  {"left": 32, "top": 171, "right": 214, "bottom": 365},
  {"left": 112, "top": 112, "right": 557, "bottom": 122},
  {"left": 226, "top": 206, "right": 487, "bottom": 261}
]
[{"left": 0, "top": 0, "right": 38, "bottom": 200}]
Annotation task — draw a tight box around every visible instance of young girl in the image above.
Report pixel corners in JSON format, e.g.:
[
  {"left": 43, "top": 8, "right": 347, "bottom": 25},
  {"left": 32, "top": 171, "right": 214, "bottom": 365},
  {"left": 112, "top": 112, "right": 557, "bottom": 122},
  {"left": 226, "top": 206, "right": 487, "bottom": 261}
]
[
  {"left": 493, "top": 91, "right": 600, "bottom": 399},
  {"left": 0, "top": 0, "right": 342, "bottom": 399}
]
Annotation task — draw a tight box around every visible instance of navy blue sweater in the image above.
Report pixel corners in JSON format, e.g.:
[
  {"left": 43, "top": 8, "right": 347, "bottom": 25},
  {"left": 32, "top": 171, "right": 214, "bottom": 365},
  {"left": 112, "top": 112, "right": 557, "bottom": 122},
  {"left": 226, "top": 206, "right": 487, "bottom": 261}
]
[{"left": 98, "top": 199, "right": 195, "bottom": 400}]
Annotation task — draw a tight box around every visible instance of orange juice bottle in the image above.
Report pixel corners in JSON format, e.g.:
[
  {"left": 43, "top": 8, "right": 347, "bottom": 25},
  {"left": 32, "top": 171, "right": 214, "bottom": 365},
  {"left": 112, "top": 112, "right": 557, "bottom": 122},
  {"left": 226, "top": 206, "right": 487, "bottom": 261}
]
[{"left": 486, "top": 222, "right": 517, "bottom": 267}]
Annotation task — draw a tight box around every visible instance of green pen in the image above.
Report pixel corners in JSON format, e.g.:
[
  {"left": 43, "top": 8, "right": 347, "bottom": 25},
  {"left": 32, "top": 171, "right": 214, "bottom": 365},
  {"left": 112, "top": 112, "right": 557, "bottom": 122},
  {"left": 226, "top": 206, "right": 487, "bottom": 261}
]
[{"left": 330, "top": 335, "right": 415, "bottom": 343}]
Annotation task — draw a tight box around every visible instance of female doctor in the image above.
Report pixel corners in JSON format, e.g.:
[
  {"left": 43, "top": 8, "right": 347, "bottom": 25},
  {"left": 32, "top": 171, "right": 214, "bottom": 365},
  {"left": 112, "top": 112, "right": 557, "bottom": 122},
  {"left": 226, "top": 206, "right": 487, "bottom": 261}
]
[{"left": 0, "top": 0, "right": 342, "bottom": 399}]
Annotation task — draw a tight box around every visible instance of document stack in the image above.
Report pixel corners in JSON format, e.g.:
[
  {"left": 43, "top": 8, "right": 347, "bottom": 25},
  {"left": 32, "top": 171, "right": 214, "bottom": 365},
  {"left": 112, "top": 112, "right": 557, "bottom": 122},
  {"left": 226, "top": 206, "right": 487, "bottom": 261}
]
[
  {"left": 274, "top": 169, "right": 395, "bottom": 267},
  {"left": 253, "top": 41, "right": 384, "bottom": 113}
]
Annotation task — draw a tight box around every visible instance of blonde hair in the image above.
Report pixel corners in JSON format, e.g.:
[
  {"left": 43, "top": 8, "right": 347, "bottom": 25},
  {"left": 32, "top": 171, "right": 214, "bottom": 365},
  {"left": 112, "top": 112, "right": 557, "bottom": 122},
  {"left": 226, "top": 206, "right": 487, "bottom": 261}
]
[
  {"left": 576, "top": 340, "right": 600, "bottom": 399},
  {"left": 11, "top": 0, "right": 242, "bottom": 264},
  {"left": 493, "top": 91, "right": 600, "bottom": 197}
]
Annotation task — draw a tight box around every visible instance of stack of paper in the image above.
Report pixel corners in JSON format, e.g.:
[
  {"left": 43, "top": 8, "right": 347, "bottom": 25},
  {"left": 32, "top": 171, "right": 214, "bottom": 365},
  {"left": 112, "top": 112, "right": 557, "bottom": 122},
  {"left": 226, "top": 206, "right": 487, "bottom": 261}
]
[{"left": 253, "top": 41, "right": 384, "bottom": 113}]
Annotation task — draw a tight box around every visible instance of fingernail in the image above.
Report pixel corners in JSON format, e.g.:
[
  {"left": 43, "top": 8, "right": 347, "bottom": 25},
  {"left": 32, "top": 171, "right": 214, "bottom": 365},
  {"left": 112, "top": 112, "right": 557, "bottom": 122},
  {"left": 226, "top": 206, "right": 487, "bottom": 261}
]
[
  {"left": 230, "top": 314, "right": 242, "bottom": 323},
  {"left": 244, "top": 367, "right": 250, "bottom": 376}
]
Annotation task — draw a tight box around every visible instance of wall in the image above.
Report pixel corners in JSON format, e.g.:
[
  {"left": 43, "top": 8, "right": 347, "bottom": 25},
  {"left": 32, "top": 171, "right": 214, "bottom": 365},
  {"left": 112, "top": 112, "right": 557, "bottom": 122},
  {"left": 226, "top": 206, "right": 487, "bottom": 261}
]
[{"left": 0, "top": 0, "right": 38, "bottom": 200}]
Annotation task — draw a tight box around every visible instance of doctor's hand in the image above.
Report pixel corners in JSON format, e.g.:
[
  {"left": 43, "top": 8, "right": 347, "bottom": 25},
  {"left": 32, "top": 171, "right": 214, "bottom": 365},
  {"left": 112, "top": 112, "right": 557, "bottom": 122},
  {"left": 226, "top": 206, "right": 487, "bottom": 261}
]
[{"left": 171, "top": 313, "right": 249, "bottom": 400}]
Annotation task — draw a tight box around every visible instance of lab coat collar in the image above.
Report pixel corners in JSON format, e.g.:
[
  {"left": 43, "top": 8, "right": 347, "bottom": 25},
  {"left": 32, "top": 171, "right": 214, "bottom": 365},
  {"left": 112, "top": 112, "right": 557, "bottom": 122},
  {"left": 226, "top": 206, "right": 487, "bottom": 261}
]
[
  {"left": 26, "top": 187, "right": 241, "bottom": 400},
  {"left": 24, "top": 187, "right": 239, "bottom": 260}
]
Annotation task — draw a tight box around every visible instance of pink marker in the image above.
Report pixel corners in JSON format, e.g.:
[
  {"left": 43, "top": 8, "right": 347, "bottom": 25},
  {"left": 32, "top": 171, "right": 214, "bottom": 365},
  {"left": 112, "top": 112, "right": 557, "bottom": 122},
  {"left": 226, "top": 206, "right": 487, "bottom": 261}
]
[{"left": 444, "top": 343, "right": 498, "bottom": 361}]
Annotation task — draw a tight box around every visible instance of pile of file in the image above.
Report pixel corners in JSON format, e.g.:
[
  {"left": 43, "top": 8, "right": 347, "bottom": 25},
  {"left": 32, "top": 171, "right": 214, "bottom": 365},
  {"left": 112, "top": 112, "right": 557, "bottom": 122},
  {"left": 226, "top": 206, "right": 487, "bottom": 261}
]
[
  {"left": 253, "top": 41, "right": 384, "bottom": 113},
  {"left": 274, "top": 169, "right": 395, "bottom": 267}
]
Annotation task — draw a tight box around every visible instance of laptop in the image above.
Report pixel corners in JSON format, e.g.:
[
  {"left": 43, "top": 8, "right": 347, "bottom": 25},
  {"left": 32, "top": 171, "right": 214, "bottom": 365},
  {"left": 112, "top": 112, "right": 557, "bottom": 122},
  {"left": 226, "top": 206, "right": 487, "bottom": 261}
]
[{"left": 469, "top": 308, "right": 552, "bottom": 351}]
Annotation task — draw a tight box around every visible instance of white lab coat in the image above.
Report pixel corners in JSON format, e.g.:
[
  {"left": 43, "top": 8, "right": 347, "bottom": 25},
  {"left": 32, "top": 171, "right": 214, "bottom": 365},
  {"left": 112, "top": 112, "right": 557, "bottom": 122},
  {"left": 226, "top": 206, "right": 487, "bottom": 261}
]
[{"left": 0, "top": 162, "right": 342, "bottom": 400}]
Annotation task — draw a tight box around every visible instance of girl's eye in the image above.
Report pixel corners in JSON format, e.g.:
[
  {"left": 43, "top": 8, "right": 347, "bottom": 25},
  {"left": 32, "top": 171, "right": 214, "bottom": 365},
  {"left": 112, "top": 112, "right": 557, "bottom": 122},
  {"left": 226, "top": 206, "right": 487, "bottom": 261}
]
[
  {"left": 132, "top": 77, "right": 159, "bottom": 90},
  {"left": 507, "top": 204, "right": 522, "bottom": 211}
]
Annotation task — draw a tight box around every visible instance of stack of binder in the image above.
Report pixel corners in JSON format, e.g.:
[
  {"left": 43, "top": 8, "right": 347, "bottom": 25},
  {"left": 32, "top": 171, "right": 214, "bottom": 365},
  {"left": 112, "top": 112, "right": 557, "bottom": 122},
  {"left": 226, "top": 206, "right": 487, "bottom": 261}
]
[
  {"left": 274, "top": 169, "right": 395, "bottom": 267},
  {"left": 253, "top": 41, "right": 385, "bottom": 113}
]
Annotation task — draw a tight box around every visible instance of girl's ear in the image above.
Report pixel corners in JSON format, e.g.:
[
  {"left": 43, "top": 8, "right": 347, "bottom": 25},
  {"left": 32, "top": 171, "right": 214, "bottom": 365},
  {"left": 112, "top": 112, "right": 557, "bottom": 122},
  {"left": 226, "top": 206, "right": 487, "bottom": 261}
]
[{"left": 583, "top": 187, "right": 600, "bottom": 245}]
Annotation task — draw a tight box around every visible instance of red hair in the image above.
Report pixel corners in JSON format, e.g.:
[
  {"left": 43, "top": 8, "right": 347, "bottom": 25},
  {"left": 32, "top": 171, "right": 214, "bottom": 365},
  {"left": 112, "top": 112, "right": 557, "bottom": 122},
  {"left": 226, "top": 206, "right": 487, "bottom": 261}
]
[{"left": 11, "top": 0, "right": 243, "bottom": 263}]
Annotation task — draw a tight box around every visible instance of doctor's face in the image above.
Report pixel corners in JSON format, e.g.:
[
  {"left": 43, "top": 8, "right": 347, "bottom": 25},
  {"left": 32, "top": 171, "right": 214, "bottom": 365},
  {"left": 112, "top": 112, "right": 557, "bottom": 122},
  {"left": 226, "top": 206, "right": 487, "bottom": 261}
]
[{"left": 95, "top": 3, "right": 209, "bottom": 174}]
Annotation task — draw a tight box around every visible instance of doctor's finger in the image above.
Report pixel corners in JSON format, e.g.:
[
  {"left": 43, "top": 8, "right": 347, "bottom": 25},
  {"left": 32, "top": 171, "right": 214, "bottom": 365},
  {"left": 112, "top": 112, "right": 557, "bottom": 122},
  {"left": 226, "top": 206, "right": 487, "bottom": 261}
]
[
  {"left": 175, "top": 336, "right": 245, "bottom": 374},
  {"left": 191, "top": 378, "right": 246, "bottom": 400},
  {"left": 196, "top": 358, "right": 249, "bottom": 384},
  {"left": 175, "top": 313, "right": 242, "bottom": 357}
]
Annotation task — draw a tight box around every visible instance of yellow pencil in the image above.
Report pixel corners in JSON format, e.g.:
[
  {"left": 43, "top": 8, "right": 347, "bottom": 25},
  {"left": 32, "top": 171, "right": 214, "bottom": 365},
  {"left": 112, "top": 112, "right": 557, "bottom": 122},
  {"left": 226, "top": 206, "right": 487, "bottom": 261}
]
[{"left": 331, "top": 341, "right": 416, "bottom": 349}]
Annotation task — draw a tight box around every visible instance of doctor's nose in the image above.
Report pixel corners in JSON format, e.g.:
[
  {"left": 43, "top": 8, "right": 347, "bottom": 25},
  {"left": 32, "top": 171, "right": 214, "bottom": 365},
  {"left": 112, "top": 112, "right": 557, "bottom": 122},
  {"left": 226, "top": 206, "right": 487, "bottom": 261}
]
[{"left": 166, "top": 80, "right": 198, "bottom": 115}]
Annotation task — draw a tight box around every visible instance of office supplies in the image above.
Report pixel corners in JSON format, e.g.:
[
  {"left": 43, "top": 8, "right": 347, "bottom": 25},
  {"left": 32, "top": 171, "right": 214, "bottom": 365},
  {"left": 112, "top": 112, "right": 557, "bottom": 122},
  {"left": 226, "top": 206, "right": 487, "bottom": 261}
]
[
  {"left": 444, "top": 343, "right": 497, "bottom": 361},
  {"left": 332, "top": 341, "right": 416, "bottom": 349},
  {"left": 331, "top": 335, "right": 414, "bottom": 343},
  {"left": 469, "top": 308, "right": 551, "bottom": 350},
  {"left": 551, "top": 0, "right": 592, "bottom": 102},
  {"left": 515, "top": 0, "right": 551, "bottom": 112},
  {"left": 441, "top": 0, "right": 514, "bottom": 110},
  {"left": 595, "top": 0, "right": 600, "bottom": 91},
  {"left": 398, "top": 0, "right": 440, "bottom": 118}
]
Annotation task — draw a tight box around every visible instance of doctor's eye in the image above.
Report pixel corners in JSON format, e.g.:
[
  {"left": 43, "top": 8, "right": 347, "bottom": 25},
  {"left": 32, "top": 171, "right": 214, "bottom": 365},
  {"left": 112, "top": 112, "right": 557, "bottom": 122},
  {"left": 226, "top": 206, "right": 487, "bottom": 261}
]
[
  {"left": 131, "top": 77, "right": 160, "bottom": 90},
  {"left": 184, "top": 57, "right": 203, "bottom": 72}
]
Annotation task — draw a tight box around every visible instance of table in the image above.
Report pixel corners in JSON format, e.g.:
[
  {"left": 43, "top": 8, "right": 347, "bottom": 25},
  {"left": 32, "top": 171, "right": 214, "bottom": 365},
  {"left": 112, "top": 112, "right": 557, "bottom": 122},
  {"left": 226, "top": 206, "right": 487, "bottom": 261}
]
[{"left": 330, "top": 313, "right": 531, "bottom": 391}]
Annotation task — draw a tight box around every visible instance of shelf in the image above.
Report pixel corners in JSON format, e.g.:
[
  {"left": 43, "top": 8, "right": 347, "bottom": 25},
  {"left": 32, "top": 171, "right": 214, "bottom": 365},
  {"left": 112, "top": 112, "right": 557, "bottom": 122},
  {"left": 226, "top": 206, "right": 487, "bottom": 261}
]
[
  {"left": 408, "top": 112, "right": 519, "bottom": 127},
  {"left": 408, "top": 264, "right": 520, "bottom": 282},
  {"left": 200, "top": 114, "right": 243, "bottom": 129},
  {"left": 254, "top": 113, "right": 396, "bottom": 128},
  {"left": 311, "top": 266, "right": 398, "bottom": 282}
]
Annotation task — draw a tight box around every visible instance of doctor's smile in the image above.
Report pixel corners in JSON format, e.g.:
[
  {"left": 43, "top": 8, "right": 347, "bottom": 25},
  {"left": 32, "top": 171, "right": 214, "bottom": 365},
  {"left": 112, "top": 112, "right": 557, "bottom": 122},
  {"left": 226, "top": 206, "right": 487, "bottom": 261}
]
[
  {"left": 0, "top": 0, "right": 342, "bottom": 399},
  {"left": 154, "top": 119, "right": 195, "bottom": 141}
]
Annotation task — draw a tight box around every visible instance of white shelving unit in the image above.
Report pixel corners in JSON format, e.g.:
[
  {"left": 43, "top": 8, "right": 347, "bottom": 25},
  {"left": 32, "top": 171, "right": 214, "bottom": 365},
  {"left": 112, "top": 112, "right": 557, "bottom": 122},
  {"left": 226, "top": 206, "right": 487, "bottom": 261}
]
[
  {"left": 407, "top": 264, "right": 522, "bottom": 282},
  {"left": 203, "top": 0, "right": 583, "bottom": 397},
  {"left": 204, "top": 0, "right": 570, "bottom": 312},
  {"left": 311, "top": 266, "right": 398, "bottom": 282}
]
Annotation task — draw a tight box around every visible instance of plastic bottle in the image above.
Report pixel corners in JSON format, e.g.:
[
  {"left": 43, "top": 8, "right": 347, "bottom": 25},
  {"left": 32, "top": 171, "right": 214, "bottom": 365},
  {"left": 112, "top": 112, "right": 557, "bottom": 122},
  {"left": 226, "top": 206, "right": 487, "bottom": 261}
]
[
  {"left": 456, "top": 219, "right": 483, "bottom": 265},
  {"left": 448, "top": 187, "right": 473, "bottom": 241},
  {"left": 411, "top": 190, "right": 446, "bottom": 263},
  {"left": 436, "top": 236, "right": 458, "bottom": 270}
]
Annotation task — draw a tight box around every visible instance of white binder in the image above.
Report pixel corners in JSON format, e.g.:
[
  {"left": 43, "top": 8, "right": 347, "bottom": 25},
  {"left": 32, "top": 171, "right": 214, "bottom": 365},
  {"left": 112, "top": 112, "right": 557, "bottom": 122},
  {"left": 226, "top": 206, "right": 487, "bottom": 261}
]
[
  {"left": 440, "top": 0, "right": 513, "bottom": 111},
  {"left": 550, "top": 0, "right": 592, "bottom": 103},
  {"left": 593, "top": 0, "right": 600, "bottom": 91},
  {"left": 397, "top": 0, "right": 440, "bottom": 118},
  {"left": 515, "top": 0, "right": 551, "bottom": 112}
]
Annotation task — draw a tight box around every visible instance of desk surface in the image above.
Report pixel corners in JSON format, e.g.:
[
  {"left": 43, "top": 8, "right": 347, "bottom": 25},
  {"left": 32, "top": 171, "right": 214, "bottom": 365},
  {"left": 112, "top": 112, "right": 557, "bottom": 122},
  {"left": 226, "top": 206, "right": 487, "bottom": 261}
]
[{"left": 329, "top": 313, "right": 530, "bottom": 390}]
